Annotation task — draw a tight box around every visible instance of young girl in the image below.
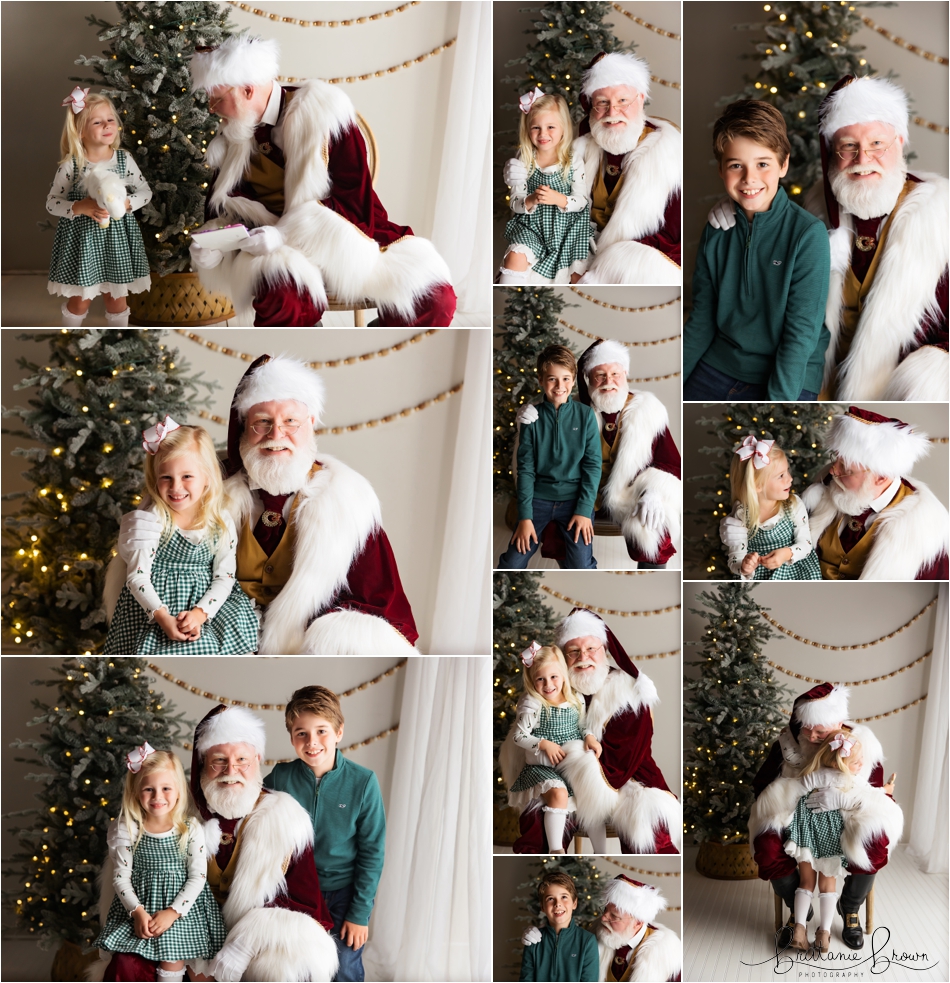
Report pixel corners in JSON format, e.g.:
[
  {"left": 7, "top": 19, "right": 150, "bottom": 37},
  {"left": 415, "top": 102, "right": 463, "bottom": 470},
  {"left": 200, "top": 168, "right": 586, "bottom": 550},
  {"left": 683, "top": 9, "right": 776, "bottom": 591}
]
[
  {"left": 783, "top": 733, "right": 896, "bottom": 953},
  {"left": 506, "top": 643, "right": 606, "bottom": 853},
  {"left": 720, "top": 435, "right": 821, "bottom": 580},
  {"left": 47, "top": 88, "right": 151, "bottom": 327},
  {"left": 500, "top": 90, "right": 590, "bottom": 285},
  {"left": 94, "top": 747, "right": 226, "bottom": 981},
  {"left": 104, "top": 419, "right": 258, "bottom": 655}
]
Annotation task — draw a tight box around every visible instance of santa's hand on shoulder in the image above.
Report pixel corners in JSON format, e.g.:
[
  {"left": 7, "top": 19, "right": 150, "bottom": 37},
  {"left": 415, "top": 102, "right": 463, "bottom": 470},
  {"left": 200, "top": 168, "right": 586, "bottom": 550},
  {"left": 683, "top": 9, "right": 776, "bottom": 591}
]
[
  {"left": 504, "top": 157, "right": 529, "bottom": 187},
  {"left": 239, "top": 225, "right": 283, "bottom": 256},
  {"left": 189, "top": 240, "right": 224, "bottom": 270},
  {"left": 209, "top": 936, "right": 256, "bottom": 982},
  {"left": 720, "top": 515, "right": 746, "bottom": 549},
  {"left": 637, "top": 490, "right": 665, "bottom": 531},
  {"left": 117, "top": 509, "right": 163, "bottom": 562},
  {"left": 707, "top": 195, "right": 737, "bottom": 231},
  {"left": 522, "top": 925, "right": 542, "bottom": 946},
  {"left": 516, "top": 402, "right": 539, "bottom": 425},
  {"left": 806, "top": 787, "right": 855, "bottom": 813}
]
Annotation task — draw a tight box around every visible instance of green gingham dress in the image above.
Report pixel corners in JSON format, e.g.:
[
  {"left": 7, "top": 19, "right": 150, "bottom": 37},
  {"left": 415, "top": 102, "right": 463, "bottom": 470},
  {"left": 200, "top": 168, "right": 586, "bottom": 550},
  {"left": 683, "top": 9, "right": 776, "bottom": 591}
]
[
  {"left": 95, "top": 820, "right": 226, "bottom": 962},
  {"left": 505, "top": 155, "right": 591, "bottom": 280},
  {"left": 509, "top": 702, "right": 585, "bottom": 802},
  {"left": 784, "top": 773, "right": 848, "bottom": 877},
  {"left": 747, "top": 508, "right": 822, "bottom": 580}
]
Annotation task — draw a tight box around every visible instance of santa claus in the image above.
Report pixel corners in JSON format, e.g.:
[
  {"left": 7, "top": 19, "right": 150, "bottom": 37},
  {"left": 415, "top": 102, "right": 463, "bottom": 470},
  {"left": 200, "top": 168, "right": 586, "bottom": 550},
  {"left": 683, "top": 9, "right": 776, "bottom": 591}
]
[
  {"left": 517, "top": 339, "right": 681, "bottom": 569},
  {"left": 749, "top": 683, "right": 903, "bottom": 951},
  {"left": 572, "top": 51, "right": 681, "bottom": 285},
  {"left": 522, "top": 874, "right": 682, "bottom": 982},
  {"left": 187, "top": 34, "right": 456, "bottom": 327},
  {"left": 514, "top": 608, "right": 680, "bottom": 855}
]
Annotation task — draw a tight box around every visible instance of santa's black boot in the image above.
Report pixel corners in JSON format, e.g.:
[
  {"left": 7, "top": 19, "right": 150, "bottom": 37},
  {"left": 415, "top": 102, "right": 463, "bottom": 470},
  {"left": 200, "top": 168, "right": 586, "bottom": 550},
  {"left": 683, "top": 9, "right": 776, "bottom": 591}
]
[{"left": 837, "top": 873, "right": 875, "bottom": 949}]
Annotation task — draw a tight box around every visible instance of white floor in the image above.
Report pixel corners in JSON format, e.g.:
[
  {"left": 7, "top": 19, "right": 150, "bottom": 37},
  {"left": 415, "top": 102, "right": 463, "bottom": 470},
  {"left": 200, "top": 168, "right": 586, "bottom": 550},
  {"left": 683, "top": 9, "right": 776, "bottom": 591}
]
[{"left": 683, "top": 844, "right": 949, "bottom": 982}]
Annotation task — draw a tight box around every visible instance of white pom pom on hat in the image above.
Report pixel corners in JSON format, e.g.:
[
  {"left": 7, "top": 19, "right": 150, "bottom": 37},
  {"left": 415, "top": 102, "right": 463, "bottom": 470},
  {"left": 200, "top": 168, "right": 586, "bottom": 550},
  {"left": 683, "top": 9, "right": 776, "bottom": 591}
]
[
  {"left": 189, "top": 33, "right": 280, "bottom": 91},
  {"left": 233, "top": 353, "right": 325, "bottom": 427},
  {"left": 601, "top": 875, "right": 667, "bottom": 923},
  {"left": 819, "top": 75, "right": 909, "bottom": 143},
  {"left": 195, "top": 705, "right": 266, "bottom": 758},
  {"left": 582, "top": 339, "right": 630, "bottom": 380},
  {"left": 581, "top": 51, "right": 651, "bottom": 101},
  {"left": 556, "top": 609, "right": 608, "bottom": 649}
]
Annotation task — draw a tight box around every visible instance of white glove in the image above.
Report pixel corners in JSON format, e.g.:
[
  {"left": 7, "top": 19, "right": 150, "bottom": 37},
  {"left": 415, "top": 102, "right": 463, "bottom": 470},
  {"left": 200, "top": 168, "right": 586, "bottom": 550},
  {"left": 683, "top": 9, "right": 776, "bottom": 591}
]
[
  {"left": 636, "top": 490, "right": 666, "bottom": 532},
  {"left": 707, "top": 195, "right": 737, "bottom": 231},
  {"left": 189, "top": 240, "right": 224, "bottom": 270},
  {"left": 238, "top": 225, "right": 283, "bottom": 256},
  {"left": 522, "top": 925, "right": 542, "bottom": 946},
  {"left": 117, "top": 509, "right": 163, "bottom": 563},
  {"left": 504, "top": 157, "right": 529, "bottom": 187},
  {"left": 806, "top": 787, "right": 856, "bottom": 813},
  {"left": 209, "top": 936, "right": 257, "bottom": 982},
  {"left": 516, "top": 402, "right": 539, "bottom": 425},
  {"left": 719, "top": 515, "right": 747, "bottom": 549}
]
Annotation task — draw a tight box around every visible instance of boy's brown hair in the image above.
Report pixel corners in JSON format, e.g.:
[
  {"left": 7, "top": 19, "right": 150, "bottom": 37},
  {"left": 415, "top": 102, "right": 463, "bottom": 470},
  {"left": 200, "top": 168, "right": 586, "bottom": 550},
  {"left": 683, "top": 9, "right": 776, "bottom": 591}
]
[
  {"left": 713, "top": 99, "right": 791, "bottom": 165},
  {"left": 284, "top": 685, "right": 344, "bottom": 732},
  {"left": 536, "top": 344, "right": 577, "bottom": 382},
  {"left": 537, "top": 871, "right": 578, "bottom": 906}
]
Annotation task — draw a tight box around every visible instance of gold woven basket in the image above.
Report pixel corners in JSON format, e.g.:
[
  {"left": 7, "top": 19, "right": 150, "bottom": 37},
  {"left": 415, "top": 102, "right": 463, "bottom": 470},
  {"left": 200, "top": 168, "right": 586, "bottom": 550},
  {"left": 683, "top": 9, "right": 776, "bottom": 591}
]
[
  {"left": 695, "top": 839, "right": 759, "bottom": 880},
  {"left": 128, "top": 272, "right": 234, "bottom": 326},
  {"left": 493, "top": 801, "right": 522, "bottom": 847}
]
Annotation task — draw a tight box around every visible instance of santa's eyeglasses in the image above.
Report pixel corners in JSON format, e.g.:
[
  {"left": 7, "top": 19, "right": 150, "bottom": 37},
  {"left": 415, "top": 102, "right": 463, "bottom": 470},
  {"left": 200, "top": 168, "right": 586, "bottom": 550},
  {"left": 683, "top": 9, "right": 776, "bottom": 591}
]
[
  {"left": 249, "top": 422, "right": 301, "bottom": 436},
  {"left": 592, "top": 96, "right": 633, "bottom": 113},
  {"left": 828, "top": 462, "right": 870, "bottom": 479},
  {"left": 833, "top": 136, "right": 899, "bottom": 163},
  {"left": 565, "top": 643, "right": 605, "bottom": 659}
]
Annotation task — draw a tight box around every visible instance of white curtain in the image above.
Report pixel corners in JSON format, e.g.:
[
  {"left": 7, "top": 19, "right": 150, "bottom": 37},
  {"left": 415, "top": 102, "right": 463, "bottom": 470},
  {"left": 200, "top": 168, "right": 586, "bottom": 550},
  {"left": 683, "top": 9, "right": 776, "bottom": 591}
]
[
  {"left": 907, "top": 583, "right": 949, "bottom": 873},
  {"left": 431, "top": 0, "right": 492, "bottom": 325},
  {"left": 363, "top": 657, "right": 491, "bottom": 981},
  {"left": 428, "top": 330, "right": 492, "bottom": 654}
]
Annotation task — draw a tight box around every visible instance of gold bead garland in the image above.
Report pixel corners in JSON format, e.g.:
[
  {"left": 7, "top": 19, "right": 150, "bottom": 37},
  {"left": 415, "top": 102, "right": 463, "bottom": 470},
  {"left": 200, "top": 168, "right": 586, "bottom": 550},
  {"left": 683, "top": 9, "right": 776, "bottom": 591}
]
[
  {"left": 780, "top": 695, "right": 926, "bottom": 724},
  {"left": 912, "top": 116, "right": 950, "bottom": 136},
  {"left": 603, "top": 859, "right": 679, "bottom": 879},
  {"left": 767, "top": 651, "right": 931, "bottom": 686},
  {"left": 760, "top": 598, "right": 937, "bottom": 649},
  {"left": 628, "top": 648, "right": 680, "bottom": 660},
  {"left": 540, "top": 586, "right": 680, "bottom": 617},
  {"left": 610, "top": 4, "right": 681, "bottom": 40},
  {"left": 568, "top": 287, "right": 681, "bottom": 313},
  {"left": 174, "top": 328, "right": 439, "bottom": 366},
  {"left": 608, "top": 571, "right": 652, "bottom": 575},
  {"left": 227, "top": 1, "right": 419, "bottom": 26},
  {"left": 650, "top": 74, "right": 681, "bottom": 91},
  {"left": 183, "top": 723, "right": 398, "bottom": 763},
  {"left": 860, "top": 14, "right": 950, "bottom": 66},
  {"left": 930, "top": 436, "right": 950, "bottom": 443},
  {"left": 195, "top": 380, "right": 463, "bottom": 431},
  {"left": 277, "top": 39, "right": 457, "bottom": 84},
  {"left": 557, "top": 318, "right": 680, "bottom": 346},
  {"left": 629, "top": 370, "right": 681, "bottom": 381}
]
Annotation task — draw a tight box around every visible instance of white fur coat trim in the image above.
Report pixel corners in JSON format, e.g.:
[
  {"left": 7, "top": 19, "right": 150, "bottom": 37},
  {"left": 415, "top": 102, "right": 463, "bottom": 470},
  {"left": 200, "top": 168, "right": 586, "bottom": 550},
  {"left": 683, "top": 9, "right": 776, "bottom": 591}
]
[
  {"left": 802, "top": 476, "right": 949, "bottom": 580},
  {"left": 882, "top": 345, "right": 949, "bottom": 401},
  {"left": 224, "top": 456, "right": 381, "bottom": 655},
  {"left": 598, "top": 922, "right": 682, "bottom": 983},
  {"left": 614, "top": 781, "right": 682, "bottom": 853},
  {"left": 585, "top": 239, "right": 682, "bottom": 285},
  {"left": 301, "top": 608, "right": 417, "bottom": 655},
  {"left": 823, "top": 173, "right": 949, "bottom": 400},
  {"left": 585, "top": 668, "right": 660, "bottom": 741}
]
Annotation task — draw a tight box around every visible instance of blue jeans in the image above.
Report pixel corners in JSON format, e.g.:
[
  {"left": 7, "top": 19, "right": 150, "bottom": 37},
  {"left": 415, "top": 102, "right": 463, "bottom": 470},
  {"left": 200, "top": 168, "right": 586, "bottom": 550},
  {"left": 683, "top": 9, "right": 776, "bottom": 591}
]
[
  {"left": 497, "top": 498, "right": 597, "bottom": 569},
  {"left": 323, "top": 884, "right": 368, "bottom": 983},
  {"left": 684, "top": 359, "right": 817, "bottom": 401}
]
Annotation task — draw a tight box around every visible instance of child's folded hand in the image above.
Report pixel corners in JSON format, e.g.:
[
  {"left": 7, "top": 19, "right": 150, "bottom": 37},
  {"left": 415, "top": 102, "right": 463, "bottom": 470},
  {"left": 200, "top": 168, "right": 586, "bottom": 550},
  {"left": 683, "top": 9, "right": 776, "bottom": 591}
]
[
  {"left": 147, "top": 907, "right": 180, "bottom": 937},
  {"left": 760, "top": 547, "right": 792, "bottom": 570},
  {"left": 131, "top": 905, "right": 152, "bottom": 939},
  {"left": 177, "top": 607, "right": 208, "bottom": 637},
  {"left": 584, "top": 734, "right": 602, "bottom": 759},
  {"left": 740, "top": 553, "right": 759, "bottom": 577},
  {"left": 153, "top": 607, "right": 193, "bottom": 642},
  {"left": 539, "top": 739, "right": 566, "bottom": 765}
]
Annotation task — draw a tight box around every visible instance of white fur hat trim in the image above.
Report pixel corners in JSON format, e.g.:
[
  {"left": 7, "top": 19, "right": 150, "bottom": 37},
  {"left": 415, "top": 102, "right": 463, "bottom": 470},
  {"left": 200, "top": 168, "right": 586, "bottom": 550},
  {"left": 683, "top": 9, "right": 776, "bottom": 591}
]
[
  {"left": 189, "top": 34, "right": 280, "bottom": 91},
  {"left": 828, "top": 411, "right": 930, "bottom": 478},
  {"left": 583, "top": 339, "right": 630, "bottom": 379},
  {"left": 234, "top": 354, "right": 325, "bottom": 426},
  {"left": 794, "top": 685, "right": 850, "bottom": 729},
  {"left": 196, "top": 705, "right": 266, "bottom": 758},
  {"left": 601, "top": 878, "right": 666, "bottom": 923},
  {"left": 556, "top": 609, "right": 607, "bottom": 649},
  {"left": 819, "top": 76, "right": 909, "bottom": 143},
  {"left": 581, "top": 52, "right": 651, "bottom": 101}
]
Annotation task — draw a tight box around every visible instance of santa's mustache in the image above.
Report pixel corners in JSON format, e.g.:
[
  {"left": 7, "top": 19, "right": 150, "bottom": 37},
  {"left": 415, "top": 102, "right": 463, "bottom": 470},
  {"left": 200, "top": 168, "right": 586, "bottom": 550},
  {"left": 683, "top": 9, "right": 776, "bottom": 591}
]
[
  {"left": 596, "top": 384, "right": 620, "bottom": 393},
  {"left": 597, "top": 116, "right": 628, "bottom": 125},
  {"left": 840, "top": 162, "right": 885, "bottom": 176},
  {"left": 252, "top": 439, "right": 297, "bottom": 454}
]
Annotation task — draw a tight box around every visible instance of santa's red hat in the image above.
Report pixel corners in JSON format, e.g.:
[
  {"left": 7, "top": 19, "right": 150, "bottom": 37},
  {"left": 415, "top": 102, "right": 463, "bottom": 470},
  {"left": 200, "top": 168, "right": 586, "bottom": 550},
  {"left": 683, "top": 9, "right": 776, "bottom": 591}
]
[
  {"left": 581, "top": 51, "right": 651, "bottom": 102},
  {"left": 576, "top": 339, "right": 630, "bottom": 406},
  {"left": 189, "top": 33, "right": 280, "bottom": 91},
  {"left": 601, "top": 875, "right": 666, "bottom": 923},
  {"left": 791, "top": 683, "right": 850, "bottom": 735},
  {"left": 828, "top": 406, "right": 930, "bottom": 478},
  {"left": 555, "top": 607, "right": 639, "bottom": 679}
]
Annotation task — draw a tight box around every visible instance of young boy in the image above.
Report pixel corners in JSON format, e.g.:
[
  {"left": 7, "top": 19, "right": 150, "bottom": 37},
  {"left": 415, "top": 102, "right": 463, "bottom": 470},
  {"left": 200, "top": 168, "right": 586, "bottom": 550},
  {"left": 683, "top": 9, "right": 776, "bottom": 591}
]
[
  {"left": 264, "top": 686, "right": 385, "bottom": 983},
  {"left": 683, "top": 100, "right": 830, "bottom": 401},
  {"left": 519, "top": 872, "right": 599, "bottom": 982},
  {"left": 498, "top": 344, "right": 601, "bottom": 569}
]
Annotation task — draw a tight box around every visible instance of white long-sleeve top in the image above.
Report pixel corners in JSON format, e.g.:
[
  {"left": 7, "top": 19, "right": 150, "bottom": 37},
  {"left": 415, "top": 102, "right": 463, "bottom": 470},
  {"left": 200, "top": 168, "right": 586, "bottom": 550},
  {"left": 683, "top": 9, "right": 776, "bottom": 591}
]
[
  {"left": 46, "top": 151, "right": 152, "bottom": 219},
  {"left": 512, "top": 692, "right": 586, "bottom": 762},
  {"left": 124, "top": 508, "right": 239, "bottom": 619},
  {"left": 110, "top": 817, "right": 209, "bottom": 916},
  {"left": 507, "top": 154, "right": 588, "bottom": 214},
  {"left": 721, "top": 497, "right": 815, "bottom": 580}
]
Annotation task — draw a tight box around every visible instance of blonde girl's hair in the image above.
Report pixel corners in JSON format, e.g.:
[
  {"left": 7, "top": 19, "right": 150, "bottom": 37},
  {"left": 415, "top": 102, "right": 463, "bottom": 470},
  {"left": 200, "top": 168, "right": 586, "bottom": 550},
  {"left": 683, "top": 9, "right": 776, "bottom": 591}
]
[
  {"left": 518, "top": 93, "right": 574, "bottom": 179},
  {"left": 801, "top": 732, "right": 861, "bottom": 788},
  {"left": 143, "top": 425, "right": 228, "bottom": 544},
  {"left": 730, "top": 444, "right": 797, "bottom": 532},
  {"left": 119, "top": 750, "right": 192, "bottom": 854},
  {"left": 59, "top": 93, "right": 122, "bottom": 170},
  {"left": 523, "top": 645, "right": 584, "bottom": 715}
]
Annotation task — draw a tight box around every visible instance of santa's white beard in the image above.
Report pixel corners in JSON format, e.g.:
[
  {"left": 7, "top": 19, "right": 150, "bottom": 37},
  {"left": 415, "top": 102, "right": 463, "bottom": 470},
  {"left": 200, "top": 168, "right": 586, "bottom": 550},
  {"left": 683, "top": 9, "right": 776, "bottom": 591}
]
[
  {"left": 828, "top": 472, "right": 885, "bottom": 516},
  {"left": 569, "top": 660, "right": 610, "bottom": 696},
  {"left": 829, "top": 159, "right": 907, "bottom": 220},
  {"left": 589, "top": 387, "right": 629, "bottom": 415},
  {"left": 590, "top": 114, "right": 645, "bottom": 156},
  {"left": 596, "top": 923, "right": 633, "bottom": 950},
  {"left": 201, "top": 771, "right": 263, "bottom": 820},
  {"left": 215, "top": 103, "right": 260, "bottom": 175},
  {"left": 240, "top": 429, "right": 319, "bottom": 495}
]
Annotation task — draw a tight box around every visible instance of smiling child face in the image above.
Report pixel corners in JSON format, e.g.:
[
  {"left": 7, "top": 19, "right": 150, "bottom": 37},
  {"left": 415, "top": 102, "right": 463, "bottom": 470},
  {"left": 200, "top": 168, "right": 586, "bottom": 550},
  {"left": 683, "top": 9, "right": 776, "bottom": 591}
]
[
  {"left": 719, "top": 135, "right": 789, "bottom": 219},
  {"left": 541, "top": 884, "right": 577, "bottom": 929},
  {"left": 138, "top": 769, "right": 179, "bottom": 821},
  {"left": 291, "top": 711, "right": 344, "bottom": 777}
]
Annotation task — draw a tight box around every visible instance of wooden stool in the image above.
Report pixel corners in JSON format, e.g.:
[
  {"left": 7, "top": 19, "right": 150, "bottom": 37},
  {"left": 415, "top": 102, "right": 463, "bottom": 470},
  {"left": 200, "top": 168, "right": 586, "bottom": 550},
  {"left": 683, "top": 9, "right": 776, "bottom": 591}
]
[
  {"left": 773, "top": 885, "right": 874, "bottom": 933},
  {"left": 573, "top": 824, "right": 620, "bottom": 855}
]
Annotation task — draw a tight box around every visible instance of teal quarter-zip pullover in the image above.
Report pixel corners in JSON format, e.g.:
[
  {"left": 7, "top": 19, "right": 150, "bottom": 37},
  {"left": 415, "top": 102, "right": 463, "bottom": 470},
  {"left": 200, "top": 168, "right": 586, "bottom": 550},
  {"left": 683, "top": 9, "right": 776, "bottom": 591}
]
[
  {"left": 519, "top": 921, "right": 600, "bottom": 982},
  {"left": 683, "top": 187, "right": 830, "bottom": 399}
]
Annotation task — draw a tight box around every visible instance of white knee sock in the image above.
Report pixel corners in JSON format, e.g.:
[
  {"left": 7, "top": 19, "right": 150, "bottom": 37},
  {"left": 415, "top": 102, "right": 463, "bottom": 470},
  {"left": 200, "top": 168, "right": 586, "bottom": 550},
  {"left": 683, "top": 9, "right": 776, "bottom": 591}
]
[
  {"left": 794, "top": 887, "right": 813, "bottom": 926},
  {"left": 104, "top": 306, "right": 130, "bottom": 326},
  {"left": 155, "top": 969, "right": 185, "bottom": 982},
  {"left": 586, "top": 822, "right": 608, "bottom": 855},
  {"left": 61, "top": 303, "right": 87, "bottom": 327},
  {"left": 819, "top": 891, "right": 837, "bottom": 930},
  {"left": 542, "top": 807, "right": 568, "bottom": 851},
  {"left": 497, "top": 266, "right": 528, "bottom": 285}
]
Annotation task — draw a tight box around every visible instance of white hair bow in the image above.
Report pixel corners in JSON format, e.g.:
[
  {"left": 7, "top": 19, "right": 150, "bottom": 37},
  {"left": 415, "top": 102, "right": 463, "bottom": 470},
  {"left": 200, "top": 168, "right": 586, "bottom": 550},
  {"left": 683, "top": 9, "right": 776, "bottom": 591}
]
[
  {"left": 142, "top": 415, "right": 182, "bottom": 455},
  {"left": 519, "top": 87, "right": 545, "bottom": 114},
  {"left": 829, "top": 733, "right": 855, "bottom": 757},
  {"left": 521, "top": 640, "right": 541, "bottom": 667},
  {"left": 735, "top": 434, "right": 774, "bottom": 470},
  {"left": 127, "top": 741, "right": 156, "bottom": 773},
  {"left": 62, "top": 86, "right": 90, "bottom": 115}
]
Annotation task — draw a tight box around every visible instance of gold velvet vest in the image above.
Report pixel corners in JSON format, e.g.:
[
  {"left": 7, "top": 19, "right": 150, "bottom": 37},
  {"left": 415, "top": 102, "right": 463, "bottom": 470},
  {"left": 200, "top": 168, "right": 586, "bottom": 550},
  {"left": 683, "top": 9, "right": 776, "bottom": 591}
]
[
  {"left": 595, "top": 393, "right": 635, "bottom": 510},
  {"left": 589, "top": 126, "right": 652, "bottom": 231},
  {"left": 605, "top": 926, "right": 655, "bottom": 982}
]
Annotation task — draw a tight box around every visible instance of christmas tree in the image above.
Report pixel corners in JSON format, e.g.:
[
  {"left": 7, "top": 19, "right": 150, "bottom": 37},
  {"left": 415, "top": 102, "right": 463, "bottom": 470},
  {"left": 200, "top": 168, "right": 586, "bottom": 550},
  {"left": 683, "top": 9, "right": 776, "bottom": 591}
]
[
  {"left": 493, "top": 571, "right": 558, "bottom": 804},
  {"left": 683, "top": 584, "right": 791, "bottom": 847},
  {"left": 494, "top": 287, "right": 575, "bottom": 499},
  {"left": 686, "top": 401, "right": 843, "bottom": 578},
  {"left": 73, "top": 2, "right": 235, "bottom": 274},
  {"left": 5, "top": 657, "right": 190, "bottom": 949},
  {"left": 1, "top": 329, "right": 216, "bottom": 654},
  {"left": 723, "top": 2, "right": 884, "bottom": 195}
]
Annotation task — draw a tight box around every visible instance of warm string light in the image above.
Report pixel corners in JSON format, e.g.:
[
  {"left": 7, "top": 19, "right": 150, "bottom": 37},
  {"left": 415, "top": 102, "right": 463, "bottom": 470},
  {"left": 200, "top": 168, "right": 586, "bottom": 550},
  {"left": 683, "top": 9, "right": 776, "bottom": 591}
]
[
  {"left": 228, "top": 0, "right": 418, "bottom": 26},
  {"left": 767, "top": 650, "right": 932, "bottom": 685},
  {"left": 277, "top": 38, "right": 456, "bottom": 84}
]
